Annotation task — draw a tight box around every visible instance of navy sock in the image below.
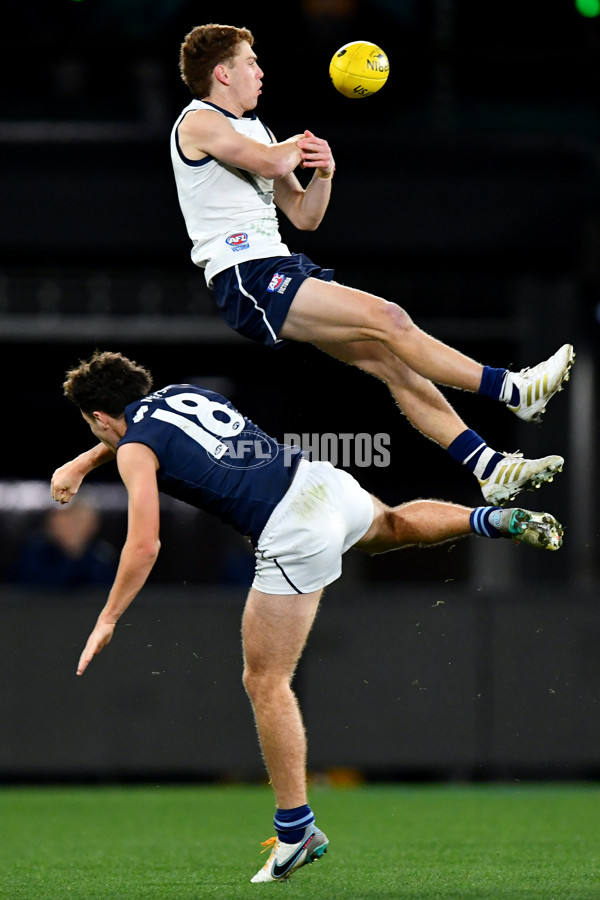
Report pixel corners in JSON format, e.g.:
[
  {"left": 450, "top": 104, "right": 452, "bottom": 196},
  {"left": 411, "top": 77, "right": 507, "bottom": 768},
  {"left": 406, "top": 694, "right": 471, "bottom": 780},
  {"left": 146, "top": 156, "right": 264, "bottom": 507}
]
[
  {"left": 478, "top": 366, "right": 508, "bottom": 402},
  {"left": 480, "top": 365, "right": 520, "bottom": 406},
  {"left": 470, "top": 507, "right": 504, "bottom": 538},
  {"left": 447, "top": 429, "right": 502, "bottom": 479},
  {"left": 274, "top": 805, "right": 315, "bottom": 844}
]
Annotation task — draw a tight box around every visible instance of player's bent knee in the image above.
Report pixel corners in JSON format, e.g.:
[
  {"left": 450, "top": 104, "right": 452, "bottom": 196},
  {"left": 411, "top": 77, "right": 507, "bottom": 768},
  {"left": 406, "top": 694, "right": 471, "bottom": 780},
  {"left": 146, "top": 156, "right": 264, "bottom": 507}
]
[
  {"left": 384, "top": 300, "right": 414, "bottom": 333},
  {"left": 368, "top": 299, "right": 414, "bottom": 342}
]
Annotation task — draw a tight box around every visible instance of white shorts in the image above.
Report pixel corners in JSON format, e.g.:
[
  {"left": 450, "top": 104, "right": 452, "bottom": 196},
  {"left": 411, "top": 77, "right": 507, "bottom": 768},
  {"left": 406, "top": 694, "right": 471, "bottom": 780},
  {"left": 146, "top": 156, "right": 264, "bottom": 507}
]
[{"left": 252, "top": 458, "right": 375, "bottom": 595}]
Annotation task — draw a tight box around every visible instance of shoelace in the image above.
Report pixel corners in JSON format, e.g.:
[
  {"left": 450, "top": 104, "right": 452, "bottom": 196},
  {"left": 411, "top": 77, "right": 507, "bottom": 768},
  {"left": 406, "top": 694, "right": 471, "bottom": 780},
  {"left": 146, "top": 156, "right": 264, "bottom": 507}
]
[
  {"left": 259, "top": 836, "right": 278, "bottom": 854},
  {"left": 258, "top": 836, "right": 278, "bottom": 871},
  {"left": 499, "top": 449, "right": 523, "bottom": 460}
]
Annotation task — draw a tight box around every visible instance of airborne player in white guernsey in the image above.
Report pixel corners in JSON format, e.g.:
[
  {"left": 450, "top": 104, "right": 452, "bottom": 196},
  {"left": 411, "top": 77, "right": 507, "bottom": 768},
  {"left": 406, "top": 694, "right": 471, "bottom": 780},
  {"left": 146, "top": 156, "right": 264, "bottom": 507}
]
[
  {"left": 171, "top": 98, "right": 293, "bottom": 298},
  {"left": 170, "top": 24, "right": 574, "bottom": 509},
  {"left": 53, "top": 350, "right": 563, "bottom": 885}
]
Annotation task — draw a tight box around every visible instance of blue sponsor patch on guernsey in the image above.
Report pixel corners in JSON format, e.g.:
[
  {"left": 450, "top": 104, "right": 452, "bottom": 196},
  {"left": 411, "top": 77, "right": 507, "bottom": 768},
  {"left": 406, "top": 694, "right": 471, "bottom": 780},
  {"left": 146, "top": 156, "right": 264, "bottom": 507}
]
[{"left": 226, "top": 232, "right": 249, "bottom": 251}]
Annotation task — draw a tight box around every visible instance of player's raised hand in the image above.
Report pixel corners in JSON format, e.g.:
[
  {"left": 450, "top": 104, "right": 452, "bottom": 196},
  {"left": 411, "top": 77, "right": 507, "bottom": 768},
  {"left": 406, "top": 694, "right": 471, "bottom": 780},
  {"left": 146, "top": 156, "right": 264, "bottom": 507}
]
[
  {"left": 51, "top": 461, "right": 84, "bottom": 504},
  {"left": 51, "top": 445, "right": 116, "bottom": 505},
  {"left": 77, "top": 621, "right": 115, "bottom": 675}
]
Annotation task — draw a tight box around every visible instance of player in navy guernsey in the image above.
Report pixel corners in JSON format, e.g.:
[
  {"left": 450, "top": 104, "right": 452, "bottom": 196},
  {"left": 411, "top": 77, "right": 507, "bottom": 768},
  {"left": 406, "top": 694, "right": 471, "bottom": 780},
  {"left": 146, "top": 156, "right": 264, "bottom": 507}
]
[
  {"left": 119, "top": 384, "right": 303, "bottom": 546},
  {"left": 53, "top": 351, "right": 564, "bottom": 886}
]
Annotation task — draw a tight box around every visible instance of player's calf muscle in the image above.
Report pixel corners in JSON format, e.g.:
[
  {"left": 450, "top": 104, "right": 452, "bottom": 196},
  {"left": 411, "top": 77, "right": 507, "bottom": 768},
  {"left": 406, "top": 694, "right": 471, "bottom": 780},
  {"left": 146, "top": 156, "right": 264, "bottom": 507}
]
[{"left": 361, "top": 500, "right": 470, "bottom": 553}]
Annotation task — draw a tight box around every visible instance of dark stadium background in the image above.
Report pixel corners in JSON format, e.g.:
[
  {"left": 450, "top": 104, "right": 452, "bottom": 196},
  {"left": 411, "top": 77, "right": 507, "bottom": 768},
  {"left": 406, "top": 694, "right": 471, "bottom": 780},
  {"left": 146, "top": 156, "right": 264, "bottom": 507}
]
[{"left": 0, "top": 0, "right": 598, "bottom": 781}]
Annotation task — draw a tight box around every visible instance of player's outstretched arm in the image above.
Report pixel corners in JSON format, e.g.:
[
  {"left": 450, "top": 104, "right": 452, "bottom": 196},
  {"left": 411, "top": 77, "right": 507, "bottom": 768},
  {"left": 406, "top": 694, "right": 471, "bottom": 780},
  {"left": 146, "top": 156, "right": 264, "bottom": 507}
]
[
  {"left": 51, "top": 442, "right": 115, "bottom": 504},
  {"left": 76, "top": 443, "right": 161, "bottom": 675},
  {"left": 178, "top": 110, "right": 303, "bottom": 179}
]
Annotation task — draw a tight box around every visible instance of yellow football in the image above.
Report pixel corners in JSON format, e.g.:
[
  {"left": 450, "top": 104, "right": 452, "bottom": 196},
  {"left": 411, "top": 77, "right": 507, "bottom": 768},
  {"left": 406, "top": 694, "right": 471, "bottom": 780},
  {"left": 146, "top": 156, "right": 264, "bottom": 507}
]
[{"left": 329, "top": 40, "right": 389, "bottom": 99}]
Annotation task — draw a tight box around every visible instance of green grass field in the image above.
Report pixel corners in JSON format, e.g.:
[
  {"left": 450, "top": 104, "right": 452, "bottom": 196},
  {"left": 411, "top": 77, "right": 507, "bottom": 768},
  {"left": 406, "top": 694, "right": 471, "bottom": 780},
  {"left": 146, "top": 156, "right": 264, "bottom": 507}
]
[{"left": 1, "top": 783, "right": 598, "bottom": 899}]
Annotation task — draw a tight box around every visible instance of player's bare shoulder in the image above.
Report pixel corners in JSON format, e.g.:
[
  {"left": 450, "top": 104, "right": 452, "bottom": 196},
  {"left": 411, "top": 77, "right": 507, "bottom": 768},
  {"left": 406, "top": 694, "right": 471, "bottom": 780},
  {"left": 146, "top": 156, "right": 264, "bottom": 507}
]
[{"left": 177, "top": 107, "right": 233, "bottom": 160}]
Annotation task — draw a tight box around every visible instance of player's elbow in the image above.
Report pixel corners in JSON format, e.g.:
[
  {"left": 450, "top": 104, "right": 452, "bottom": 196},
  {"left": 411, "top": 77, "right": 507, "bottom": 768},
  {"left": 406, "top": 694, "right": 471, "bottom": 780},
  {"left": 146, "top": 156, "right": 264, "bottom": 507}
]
[
  {"left": 285, "top": 204, "right": 325, "bottom": 232},
  {"left": 263, "top": 146, "right": 300, "bottom": 180},
  {"left": 132, "top": 538, "right": 161, "bottom": 566},
  {"left": 149, "top": 538, "right": 161, "bottom": 562},
  {"left": 302, "top": 217, "right": 322, "bottom": 232},
  {"left": 295, "top": 214, "right": 324, "bottom": 232},
  {"left": 263, "top": 158, "right": 293, "bottom": 180}
]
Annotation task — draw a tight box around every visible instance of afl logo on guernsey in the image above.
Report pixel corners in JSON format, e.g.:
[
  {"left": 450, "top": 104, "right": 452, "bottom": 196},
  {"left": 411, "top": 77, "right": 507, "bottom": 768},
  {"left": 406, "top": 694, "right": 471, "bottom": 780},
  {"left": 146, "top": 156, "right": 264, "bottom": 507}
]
[
  {"left": 215, "top": 429, "right": 280, "bottom": 470},
  {"left": 226, "top": 232, "right": 249, "bottom": 251}
]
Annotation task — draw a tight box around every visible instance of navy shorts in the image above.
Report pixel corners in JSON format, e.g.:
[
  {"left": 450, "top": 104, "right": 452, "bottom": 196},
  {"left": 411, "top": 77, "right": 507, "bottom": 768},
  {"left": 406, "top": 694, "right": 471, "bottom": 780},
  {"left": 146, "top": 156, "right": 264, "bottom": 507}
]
[{"left": 212, "top": 253, "right": 334, "bottom": 346}]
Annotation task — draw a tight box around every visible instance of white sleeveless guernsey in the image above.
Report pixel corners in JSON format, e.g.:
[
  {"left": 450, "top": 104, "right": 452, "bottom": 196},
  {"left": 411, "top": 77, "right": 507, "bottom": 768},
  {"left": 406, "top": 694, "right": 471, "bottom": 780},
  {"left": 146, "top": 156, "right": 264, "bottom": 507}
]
[{"left": 170, "top": 99, "right": 291, "bottom": 287}]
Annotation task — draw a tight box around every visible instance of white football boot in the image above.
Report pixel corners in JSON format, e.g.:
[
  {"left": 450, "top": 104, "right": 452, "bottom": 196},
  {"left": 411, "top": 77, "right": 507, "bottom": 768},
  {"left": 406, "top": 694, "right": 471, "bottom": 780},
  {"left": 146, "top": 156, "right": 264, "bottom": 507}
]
[
  {"left": 478, "top": 452, "right": 564, "bottom": 505},
  {"left": 251, "top": 825, "right": 329, "bottom": 883},
  {"left": 507, "top": 343, "right": 575, "bottom": 423}
]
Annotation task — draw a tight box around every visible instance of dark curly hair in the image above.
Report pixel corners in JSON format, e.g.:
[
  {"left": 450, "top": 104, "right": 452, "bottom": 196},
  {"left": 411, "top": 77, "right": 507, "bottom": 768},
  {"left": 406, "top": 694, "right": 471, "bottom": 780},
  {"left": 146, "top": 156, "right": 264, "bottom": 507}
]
[
  {"left": 179, "top": 23, "right": 254, "bottom": 99},
  {"left": 63, "top": 350, "right": 153, "bottom": 418}
]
